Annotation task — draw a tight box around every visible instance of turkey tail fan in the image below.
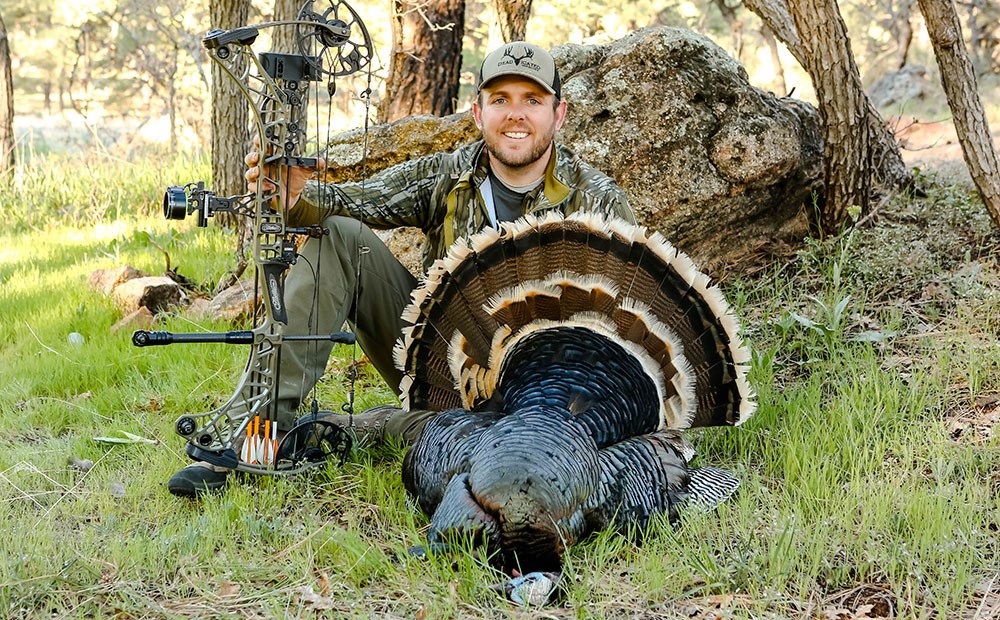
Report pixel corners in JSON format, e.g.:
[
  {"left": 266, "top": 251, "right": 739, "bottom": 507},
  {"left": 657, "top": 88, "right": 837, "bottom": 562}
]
[{"left": 394, "top": 212, "right": 755, "bottom": 430}]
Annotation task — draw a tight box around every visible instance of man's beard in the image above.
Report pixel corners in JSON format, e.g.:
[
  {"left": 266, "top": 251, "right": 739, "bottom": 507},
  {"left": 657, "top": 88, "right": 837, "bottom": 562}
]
[{"left": 484, "top": 125, "right": 556, "bottom": 169}]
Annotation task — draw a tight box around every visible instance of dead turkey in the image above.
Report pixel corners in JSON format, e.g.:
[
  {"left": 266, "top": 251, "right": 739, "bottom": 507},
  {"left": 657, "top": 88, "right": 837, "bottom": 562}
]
[{"left": 394, "top": 212, "right": 754, "bottom": 576}]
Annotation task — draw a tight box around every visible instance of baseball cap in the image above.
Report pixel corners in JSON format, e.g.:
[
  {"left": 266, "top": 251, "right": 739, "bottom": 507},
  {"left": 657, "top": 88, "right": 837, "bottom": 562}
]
[{"left": 477, "top": 42, "right": 562, "bottom": 99}]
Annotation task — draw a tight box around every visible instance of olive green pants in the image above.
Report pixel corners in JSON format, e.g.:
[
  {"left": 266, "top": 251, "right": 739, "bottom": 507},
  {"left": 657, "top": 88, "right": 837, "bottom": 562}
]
[{"left": 276, "top": 216, "right": 432, "bottom": 441}]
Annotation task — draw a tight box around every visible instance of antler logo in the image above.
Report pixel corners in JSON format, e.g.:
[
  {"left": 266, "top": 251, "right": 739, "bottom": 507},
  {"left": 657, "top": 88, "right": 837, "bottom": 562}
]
[{"left": 503, "top": 46, "right": 535, "bottom": 66}]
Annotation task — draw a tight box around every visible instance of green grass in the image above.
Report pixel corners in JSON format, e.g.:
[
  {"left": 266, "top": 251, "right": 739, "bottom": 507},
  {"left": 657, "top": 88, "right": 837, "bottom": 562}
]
[{"left": 0, "top": 152, "right": 998, "bottom": 619}]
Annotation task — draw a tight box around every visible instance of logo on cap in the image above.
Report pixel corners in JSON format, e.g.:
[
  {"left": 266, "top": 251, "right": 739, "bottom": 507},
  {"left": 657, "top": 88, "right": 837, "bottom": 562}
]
[{"left": 501, "top": 46, "right": 540, "bottom": 71}]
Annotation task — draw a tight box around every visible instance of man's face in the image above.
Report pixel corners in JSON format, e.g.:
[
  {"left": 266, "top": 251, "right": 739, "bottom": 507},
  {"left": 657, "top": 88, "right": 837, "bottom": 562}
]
[{"left": 473, "top": 76, "right": 568, "bottom": 172}]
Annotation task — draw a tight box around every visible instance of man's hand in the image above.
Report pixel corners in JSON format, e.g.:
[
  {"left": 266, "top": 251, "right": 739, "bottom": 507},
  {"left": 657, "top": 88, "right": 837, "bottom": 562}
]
[{"left": 244, "top": 143, "right": 326, "bottom": 211}]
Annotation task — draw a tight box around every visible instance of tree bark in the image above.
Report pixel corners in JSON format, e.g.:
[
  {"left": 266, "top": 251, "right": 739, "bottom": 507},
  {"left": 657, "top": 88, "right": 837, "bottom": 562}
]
[
  {"left": 917, "top": 0, "right": 1000, "bottom": 227},
  {"left": 381, "top": 0, "right": 465, "bottom": 122},
  {"left": 272, "top": 0, "right": 301, "bottom": 54},
  {"left": 493, "top": 0, "right": 532, "bottom": 42},
  {"left": 785, "top": 0, "right": 871, "bottom": 233},
  {"left": 0, "top": 13, "right": 14, "bottom": 181},
  {"left": 210, "top": 0, "right": 251, "bottom": 228},
  {"left": 743, "top": 0, "right": 912, "bottom": 217}
]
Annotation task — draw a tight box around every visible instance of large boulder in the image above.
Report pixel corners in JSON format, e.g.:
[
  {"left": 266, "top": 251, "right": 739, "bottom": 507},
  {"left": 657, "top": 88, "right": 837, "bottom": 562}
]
[
  {"left": 868, "top": 65, "right": 930, "bottom": 110},
  {"left": 322, "top": 26, "right": 822, "bottom": 273}
]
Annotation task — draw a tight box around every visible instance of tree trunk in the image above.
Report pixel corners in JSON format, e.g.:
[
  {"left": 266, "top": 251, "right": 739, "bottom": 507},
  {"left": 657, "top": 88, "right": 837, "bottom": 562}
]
[
  {"left": 785, "top": 0, "right": 871, "bottom": 233},
  {"left": 712, "top": 0, "right": 745, "bottom": 61},
  {"left": 743, "top": 0, "right": 912, "bottom": 214},
  {"left": 493, "top": 0, "right": 532, "bottom": 42},
  {"left": 210, "top": 0, "right": 251, "bottom": 229},
  {"left": 0, "top": 13, "right": 14, "bottom": 181},
  {"left": 272, "top": 0, "right": 301, "bottom": 54},
  {"left": 381, "top": 0, "right": 465, "bottom": 122},
  {"left": 891, "top": 0, "right": 914, "bottom": 70},
  {"left": 917, "top": 0, "right": 1000, "bottom": 227},
  {"left": 965, "top": 0, "right": 983, "bottom": 75},
  {"left": 760, "top": 23, "right": 787, "bottom": 95},
  {"left": 168, "top": 46, "right": 178, "bottom": 155}
]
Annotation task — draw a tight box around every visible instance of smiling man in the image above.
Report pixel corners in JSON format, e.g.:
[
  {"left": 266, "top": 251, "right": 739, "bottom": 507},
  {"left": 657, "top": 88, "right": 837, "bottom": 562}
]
[{"left": 168, "top": 42, "right": 636, "bottom": 497}]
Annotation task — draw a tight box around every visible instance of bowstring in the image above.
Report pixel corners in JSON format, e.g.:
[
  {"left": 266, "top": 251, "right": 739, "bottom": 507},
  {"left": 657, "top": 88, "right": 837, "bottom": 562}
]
[
  {"left": 284, "top": 2, "right": 380, "bottom": 435},
  {"left": 346, "top": 54, "right": 377, "bottom": 424},
  {"left": 302, "top": 24, "right": 326, "bottom": 423},
  {"left": 301, "top": 9, "right": 371, "bottom": 426}
]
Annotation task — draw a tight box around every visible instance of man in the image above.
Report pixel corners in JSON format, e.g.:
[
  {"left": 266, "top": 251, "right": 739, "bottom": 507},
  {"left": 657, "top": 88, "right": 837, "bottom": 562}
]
[{"left": 168, "top": 42, "right": 635, "bottom": 497}]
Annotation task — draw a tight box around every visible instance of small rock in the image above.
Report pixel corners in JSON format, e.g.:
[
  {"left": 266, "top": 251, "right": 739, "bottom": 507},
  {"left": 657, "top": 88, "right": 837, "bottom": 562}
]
[
  {"left": 108, "top": 481, "right": 126, "bottom": 499},
  {"left": 869, "top": 65, "right": 930, "bottom": 109},
  {"left": 68, "top": 456, "right": 94, "bottom": 473},
  {"left": 111, "top": 276, "right": 182, "bottom": 314},
  {"left": 88, "top": 265, "right": 148, "bottom": 296},
  {"left": 496, "top": 571, "right": 562, "bottom": 606},
  {"left": 68, "top": 332, "right": 85, "bottom": 346},
  {"left": 110, "top": 307, "right": 155, "bottom": 334},
  {"left": 207, "top": 279, "right": 255, "bottom": 321},
  {"left": 185, "top": 297, "right": 213, "bottom": 319}
]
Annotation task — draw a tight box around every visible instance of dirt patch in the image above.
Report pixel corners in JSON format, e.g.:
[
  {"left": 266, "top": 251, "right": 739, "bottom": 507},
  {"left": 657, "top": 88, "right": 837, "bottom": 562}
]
[
  {"left": 820, "top": 583, "right": 898, "bottom": 619},
  {"left": 948, "top": 393, "right": 1000, "bottom": 446},
  {"left": 888, "top": 114, "right": 1000, "bottom": 187}
]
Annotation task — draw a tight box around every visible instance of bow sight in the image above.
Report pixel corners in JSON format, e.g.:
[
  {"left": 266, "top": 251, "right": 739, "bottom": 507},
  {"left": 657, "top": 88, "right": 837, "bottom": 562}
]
[
  {"left": 136, "top": 0, "right": 373, "bottom": 477},
  {"left": 163, "top": 182, "right": 248, "bottom": 227}
]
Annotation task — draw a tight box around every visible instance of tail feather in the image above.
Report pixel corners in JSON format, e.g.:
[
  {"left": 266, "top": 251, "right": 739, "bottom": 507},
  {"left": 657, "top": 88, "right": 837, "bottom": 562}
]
[
  {"left": 395, "top": 213, "right": 754, "bottom": 429},
  {"left": 685, "top": 466, "right": 741, "bottom": 509}
]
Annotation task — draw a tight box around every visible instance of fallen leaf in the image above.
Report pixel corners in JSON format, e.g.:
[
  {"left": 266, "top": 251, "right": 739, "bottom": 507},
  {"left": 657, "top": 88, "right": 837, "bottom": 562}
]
[
  {"left": 93, "top": 431, "right": 158, "bottom": 445},
  {"left": 297, "top": 585, "right": 340, "bottom": 610},
  {"left": 217, "top": 582, "right": 241, "bottom": 599},
  {"left": 847, "top": 330, "right": 897, "bottom": 342},
  {"left": 315, "top": 570, "right": 330, "bottom": 596}
]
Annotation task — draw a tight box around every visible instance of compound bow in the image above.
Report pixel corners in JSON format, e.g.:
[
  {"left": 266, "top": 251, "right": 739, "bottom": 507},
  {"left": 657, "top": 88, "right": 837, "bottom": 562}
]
[{"left": 132, "top": 0, "right": 374, "bottom": 476}]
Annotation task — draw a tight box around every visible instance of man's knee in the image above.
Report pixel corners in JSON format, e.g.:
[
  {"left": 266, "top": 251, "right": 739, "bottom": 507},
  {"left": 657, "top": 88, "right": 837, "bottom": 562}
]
[{"left": 323, "top": 215, "right": 375, "bottom": 247}]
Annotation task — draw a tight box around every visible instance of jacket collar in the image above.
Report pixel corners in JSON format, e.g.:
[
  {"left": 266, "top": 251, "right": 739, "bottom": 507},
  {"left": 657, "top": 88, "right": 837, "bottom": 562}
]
[{"left": 463, "top": 141, "right": 571, "bottom": 207}]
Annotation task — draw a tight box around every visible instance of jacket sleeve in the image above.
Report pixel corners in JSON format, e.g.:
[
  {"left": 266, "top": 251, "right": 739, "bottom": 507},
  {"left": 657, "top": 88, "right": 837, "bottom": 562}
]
[
  {"left": 606, "top": 191, "right": 636, "bottom": 225},
  {"left": 289, "top": 152, "right": 454, "bottom": 230}
]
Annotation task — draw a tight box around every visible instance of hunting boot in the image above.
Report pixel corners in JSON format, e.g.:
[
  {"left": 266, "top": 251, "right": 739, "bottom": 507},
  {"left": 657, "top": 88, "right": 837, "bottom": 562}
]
[{"left": 167, "top": 461, "right": 231, "bottom": 497}]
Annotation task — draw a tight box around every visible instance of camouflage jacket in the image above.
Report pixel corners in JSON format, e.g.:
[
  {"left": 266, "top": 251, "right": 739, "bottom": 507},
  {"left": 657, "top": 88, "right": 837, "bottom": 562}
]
[{"left": 294, "top": 140, "right": 635, "bottom": 272}]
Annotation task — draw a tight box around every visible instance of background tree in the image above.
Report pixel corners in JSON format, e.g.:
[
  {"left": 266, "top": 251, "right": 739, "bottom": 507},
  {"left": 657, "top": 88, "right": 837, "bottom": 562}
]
[
  {"left": 381, "top": 0, "right": 465, "bottom": 122},
  {"left": 99, "top": 1, "right": 200, "bottom": 151},
  {"left": 0, "top": 12, "right": 13, "bottom": 181},
  {"left": 493, "top": 0, "right": 532, "bottom": 42},
  {"left": 210, "top": 0, "right": 251, "bottom": 229},
  {"left": 272, "top": 0, "right": 301, "bottom": 54},
  {"left": 711, "top": 0, "right": 745, "bottom": 61},
  {"left": 759, "top": 23, "right": 787, "bottom": 95},
  {"left": 785, "top": 0, "right": 874, "bottom": 232},
  {"left": 742, "top": 0, "right": 911, "bottom": 232},
  {"left": 918, "top": 0, "right": 1000, "bottom": 227}
]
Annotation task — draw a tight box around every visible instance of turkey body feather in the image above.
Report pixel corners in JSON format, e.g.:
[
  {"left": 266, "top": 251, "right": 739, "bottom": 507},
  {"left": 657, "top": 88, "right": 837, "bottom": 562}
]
[{"left": 396, "top": 213, "right": 754, "bottom": 573}]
